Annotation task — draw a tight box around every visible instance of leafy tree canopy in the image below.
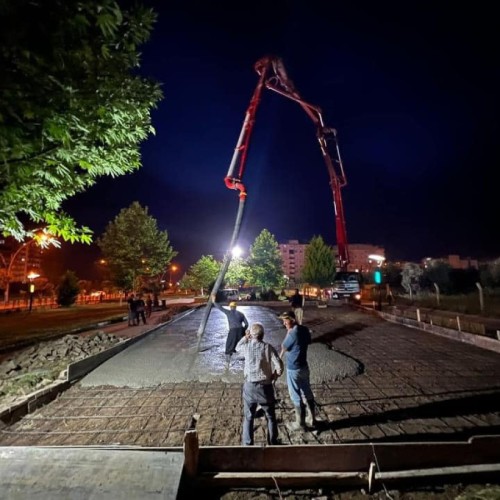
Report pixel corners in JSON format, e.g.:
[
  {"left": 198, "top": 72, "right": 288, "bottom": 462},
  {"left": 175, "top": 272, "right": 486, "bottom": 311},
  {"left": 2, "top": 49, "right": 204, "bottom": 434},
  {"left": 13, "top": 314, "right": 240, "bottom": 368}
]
[
  {"left": 181, "top": 255, "right": 220, "bottom": 295},
  {"left": 97, "top": 202, "right": 177, "bottom": 290},
  {"left": 57, "top": 270, "right": 80, "bottom": 307},
  {"left": 0, "top": 0, "right": 162, "bottom": 243},
  {"left": 401, "top": 262, "right": 423, "bottom": 295},
  {"left": 225, "top": 257, "right": 250, "bottom": 288},
  {"left": 247, "top": 229, "right": 284, "bottom": 291},
  {"left": 301, "top": 235, "right": 335, "bottom": 288}
]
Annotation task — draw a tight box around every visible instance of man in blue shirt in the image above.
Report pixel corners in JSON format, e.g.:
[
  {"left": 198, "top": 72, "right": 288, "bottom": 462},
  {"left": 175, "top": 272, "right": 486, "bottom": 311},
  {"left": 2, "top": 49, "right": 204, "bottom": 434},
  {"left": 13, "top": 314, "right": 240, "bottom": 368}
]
[{"left": 279, "top": 310, "right": 317, "bottom": 430}]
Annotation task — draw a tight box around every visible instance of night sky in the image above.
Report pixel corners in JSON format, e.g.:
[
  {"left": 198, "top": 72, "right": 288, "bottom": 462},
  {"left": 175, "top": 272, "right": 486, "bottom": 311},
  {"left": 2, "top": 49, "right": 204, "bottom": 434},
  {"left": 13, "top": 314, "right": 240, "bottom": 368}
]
[{"left": 63, "top": 1, "right": 499, "bottom": 278}]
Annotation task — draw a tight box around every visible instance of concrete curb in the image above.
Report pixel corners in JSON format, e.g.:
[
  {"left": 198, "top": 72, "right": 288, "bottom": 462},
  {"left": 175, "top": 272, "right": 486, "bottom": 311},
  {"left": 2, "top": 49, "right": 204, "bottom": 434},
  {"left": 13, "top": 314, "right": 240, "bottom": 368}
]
[
  {"left": 0, "top": 308, "right": 197, "bottom": 428},
  {"left": 365, "top": 307, "right": 500, "bottom": 355}
]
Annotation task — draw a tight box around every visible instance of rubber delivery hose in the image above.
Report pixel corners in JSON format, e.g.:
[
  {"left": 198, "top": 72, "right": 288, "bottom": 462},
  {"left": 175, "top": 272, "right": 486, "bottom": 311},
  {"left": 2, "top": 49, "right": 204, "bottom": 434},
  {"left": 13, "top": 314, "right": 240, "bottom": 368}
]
[{"left": 197, "top": 196, "right": 246, "bottom": 347}]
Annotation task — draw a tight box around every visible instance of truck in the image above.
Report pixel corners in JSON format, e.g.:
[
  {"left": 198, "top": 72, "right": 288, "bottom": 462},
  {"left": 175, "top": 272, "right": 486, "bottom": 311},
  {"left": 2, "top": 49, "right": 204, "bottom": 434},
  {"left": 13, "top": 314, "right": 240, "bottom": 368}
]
[{"left": 329, "top": 271, "right": 363, "bottom": 303}]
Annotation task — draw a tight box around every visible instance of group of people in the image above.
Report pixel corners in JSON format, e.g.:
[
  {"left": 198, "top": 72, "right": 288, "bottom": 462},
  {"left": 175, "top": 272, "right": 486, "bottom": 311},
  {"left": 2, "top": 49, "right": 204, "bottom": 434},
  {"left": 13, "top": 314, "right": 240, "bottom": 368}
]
[
  {"left": 126, "top": 293, "right": 153, "bottom": 326},
  {"left": 211, "top": 292, "right": 316, "bottom": 446}
]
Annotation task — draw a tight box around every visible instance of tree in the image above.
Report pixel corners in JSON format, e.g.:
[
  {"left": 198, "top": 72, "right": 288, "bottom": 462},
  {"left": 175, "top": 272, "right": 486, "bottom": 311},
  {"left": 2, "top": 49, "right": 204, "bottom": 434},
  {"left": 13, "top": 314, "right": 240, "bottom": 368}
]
[
  {"left": 57, "top": 270, "right": 80, "bottom": 307},
  {"left": 225, "top": 257, "right": 250, "bottom": 288},
  {"left": 480, "top": 258, "right": 500, "bottom": 289},
  {"left": 181, "top": 255, "right": 220, "bottom": 295},
  {"left": 97, "top": 202, "right": 177, "bottom": 291},
  {"left": 401, "top": 262, "right": 423, "bottom": 296},
  {"left": 301, "top": 235, "right": 336, "bottom": 289},
  {"left": 0, "top": 0, "right": 162, "bottom": 243},
  {"left": 422, "top": 260, "right": 453, "bottom": 294},
  {"left": 247, "top": 229, "right": 284, "bottom": 292}
]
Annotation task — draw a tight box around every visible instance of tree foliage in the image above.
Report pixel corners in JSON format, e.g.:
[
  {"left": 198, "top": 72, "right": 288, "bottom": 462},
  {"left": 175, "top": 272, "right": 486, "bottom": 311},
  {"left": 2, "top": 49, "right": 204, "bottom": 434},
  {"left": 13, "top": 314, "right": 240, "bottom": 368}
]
[
  {"left": 97, "top": 202, "right": 177, "bottom": 290},
  {"left": 247, "top": 229, "right": 284, "bottom": 291},
  {"left": 181, "top": 255, "right": 220, "bottom": 295},
  {"left": 225, "top": 257, "right": 250, "bottom": 288},
  {"left": 401, "top": 262, "right": 423, "bottom": 295},
  {"left": 422, "top": 260, "right": 453, "bottom": 294},
  {"left": 0, "top": 0, "right": 162, "bottom": 242},
  {"left": 480, "top": 258, "right": 500, "bottom": 288},
  {"left": 57, "top": 270, "right": 80, "bottom": 307},
  {"left": 301, "top": 235, "right": 336, "bottom": 288}
]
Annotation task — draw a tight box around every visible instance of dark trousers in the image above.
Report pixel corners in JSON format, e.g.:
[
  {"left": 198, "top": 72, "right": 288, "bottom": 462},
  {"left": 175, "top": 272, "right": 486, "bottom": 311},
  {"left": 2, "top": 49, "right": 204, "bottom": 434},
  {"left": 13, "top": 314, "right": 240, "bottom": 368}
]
[
  {"left": 136, "top": 310, "right": 147, "bottom": 325},
  {"left": 242, "top": 381, "right": 278, "bottom": 446},
  {"left": 225, "top": 327, "right": 244, "bottom": 354}
]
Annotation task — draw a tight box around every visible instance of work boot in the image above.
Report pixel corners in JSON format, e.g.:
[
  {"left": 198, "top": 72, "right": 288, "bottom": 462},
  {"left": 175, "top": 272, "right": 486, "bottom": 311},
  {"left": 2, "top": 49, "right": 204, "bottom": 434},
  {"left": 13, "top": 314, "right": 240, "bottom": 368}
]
[
  {"left": 306, "top": 399, "right": 318, "bottom": 428},
  {"left": 287, "top": 403, "right": 306, "bottom": 431}
]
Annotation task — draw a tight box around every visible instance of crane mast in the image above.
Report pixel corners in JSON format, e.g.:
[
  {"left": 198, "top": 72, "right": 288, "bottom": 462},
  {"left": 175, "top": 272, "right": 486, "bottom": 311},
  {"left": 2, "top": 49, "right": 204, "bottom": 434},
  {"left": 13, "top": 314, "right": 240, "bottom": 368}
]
[{"left": 225, "top": 56, "right": 350, "bottom": 270}]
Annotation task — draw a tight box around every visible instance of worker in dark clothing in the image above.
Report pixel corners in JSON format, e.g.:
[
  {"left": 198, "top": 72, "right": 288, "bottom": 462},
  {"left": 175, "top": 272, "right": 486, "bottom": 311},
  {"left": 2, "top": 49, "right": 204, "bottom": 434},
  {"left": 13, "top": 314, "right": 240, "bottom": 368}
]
[
  {"left": 211, "top": 294, "right": 249, "bottom": 360},
  {"left": 289, "top": 288, "right": 304, "bottom": 325}
]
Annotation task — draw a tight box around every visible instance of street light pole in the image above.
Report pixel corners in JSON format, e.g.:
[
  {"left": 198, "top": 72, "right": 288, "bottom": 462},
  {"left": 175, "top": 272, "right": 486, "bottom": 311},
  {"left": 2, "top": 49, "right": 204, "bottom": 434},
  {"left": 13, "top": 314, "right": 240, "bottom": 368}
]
[
  {"left": 1, "top": 230, "right": 59, "bottom": 304},
  {"left": 169, "top": 264, "right": 178, "bottom": 288},
  {"left": 27, "top": 271, "right": 40, "bottom": 312}
]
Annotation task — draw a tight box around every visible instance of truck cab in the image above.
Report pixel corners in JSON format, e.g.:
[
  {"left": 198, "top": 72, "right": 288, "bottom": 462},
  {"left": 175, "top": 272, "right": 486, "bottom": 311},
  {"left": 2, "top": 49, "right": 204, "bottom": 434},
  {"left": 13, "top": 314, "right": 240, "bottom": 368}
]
[{"left": 330, "top": 271, "right": 362, "bottom": 303}]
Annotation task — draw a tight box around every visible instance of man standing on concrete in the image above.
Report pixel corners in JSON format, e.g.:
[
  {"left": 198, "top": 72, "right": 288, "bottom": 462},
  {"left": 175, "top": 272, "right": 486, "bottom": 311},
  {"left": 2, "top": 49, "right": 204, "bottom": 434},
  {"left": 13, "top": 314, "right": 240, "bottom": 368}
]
[
  {"left": 289, "top": 288, "right": 304, "bottom": 325},
  {"left": 279, "top": 310, "right": 317, "bottom": 430},
  {"left": 236, "top": 323, "right": 283, "bottom": 446},
  {"left": 211, "top": 294, "right": 249, "bottom": 360}
]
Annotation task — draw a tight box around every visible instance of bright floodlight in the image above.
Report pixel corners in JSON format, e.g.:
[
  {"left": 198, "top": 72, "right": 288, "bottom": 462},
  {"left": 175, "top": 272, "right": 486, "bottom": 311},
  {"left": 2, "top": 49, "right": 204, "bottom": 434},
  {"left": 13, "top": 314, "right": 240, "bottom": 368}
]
[
  {"left": 232, "top": 246, "right": 243, "bottom": 258},
  {"left": 368, "top": 254, "right": 385, "bottom": 264}
]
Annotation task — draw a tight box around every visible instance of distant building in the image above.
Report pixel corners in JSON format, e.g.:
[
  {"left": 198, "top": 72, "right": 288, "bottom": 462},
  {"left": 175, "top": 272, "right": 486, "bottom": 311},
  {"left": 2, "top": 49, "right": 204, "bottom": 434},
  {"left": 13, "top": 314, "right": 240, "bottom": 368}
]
[
  {"left": 333, "top": 243, "right": 385, "bottom": 272},
  {"left": 278, "top": 240, "right": 307, "bottom": 284},
  {"left": 423, "top": 254, "right": 478, "bottom": 270},
  {"left": 0, "top": 238, "right": 43, "bottom": 284},
  {"left": 279, "top": 240, "right": 386, "bottom": 283}
]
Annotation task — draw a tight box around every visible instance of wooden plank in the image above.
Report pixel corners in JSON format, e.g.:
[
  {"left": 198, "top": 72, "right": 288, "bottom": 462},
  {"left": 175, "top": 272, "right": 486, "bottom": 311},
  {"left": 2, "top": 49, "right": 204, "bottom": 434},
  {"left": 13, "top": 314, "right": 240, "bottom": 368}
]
[{"left": 198, "top": 436, "right": 500, "bottom": 473}]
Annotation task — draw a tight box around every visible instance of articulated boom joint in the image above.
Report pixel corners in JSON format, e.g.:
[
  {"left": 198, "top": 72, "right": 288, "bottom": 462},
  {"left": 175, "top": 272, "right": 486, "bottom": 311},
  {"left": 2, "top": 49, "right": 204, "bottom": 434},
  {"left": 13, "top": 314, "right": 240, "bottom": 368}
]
[{"left": 224, "top": 176, "right": 247, "bottom": 200}]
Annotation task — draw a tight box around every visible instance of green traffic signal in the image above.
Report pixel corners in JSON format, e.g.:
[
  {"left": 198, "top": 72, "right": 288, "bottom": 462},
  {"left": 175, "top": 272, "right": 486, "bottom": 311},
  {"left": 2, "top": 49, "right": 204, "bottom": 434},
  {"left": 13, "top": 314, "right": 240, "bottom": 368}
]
[{"left": 374, "top": 269, "right": 382, "bottom": 284}]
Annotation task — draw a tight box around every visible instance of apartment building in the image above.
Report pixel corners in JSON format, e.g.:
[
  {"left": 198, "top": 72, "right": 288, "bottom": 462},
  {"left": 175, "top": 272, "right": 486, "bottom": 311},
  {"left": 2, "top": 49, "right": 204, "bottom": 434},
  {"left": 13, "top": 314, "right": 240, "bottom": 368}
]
[{"left": 279, "top": 240, "right": 386, "bottom": 282}]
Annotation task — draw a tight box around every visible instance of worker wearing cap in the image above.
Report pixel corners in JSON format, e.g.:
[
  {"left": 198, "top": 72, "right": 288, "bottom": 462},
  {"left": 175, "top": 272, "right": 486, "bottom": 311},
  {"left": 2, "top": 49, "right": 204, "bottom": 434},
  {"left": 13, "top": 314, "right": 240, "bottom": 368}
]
[
  {"left": 211, "top": 294, "right": 249, "bottom": 359},
  {"left": 235, "top": 322, "right": 283, "bottom": 445},
  {"left": 279, "top": 310, "right": 317, "bottom": 430}
]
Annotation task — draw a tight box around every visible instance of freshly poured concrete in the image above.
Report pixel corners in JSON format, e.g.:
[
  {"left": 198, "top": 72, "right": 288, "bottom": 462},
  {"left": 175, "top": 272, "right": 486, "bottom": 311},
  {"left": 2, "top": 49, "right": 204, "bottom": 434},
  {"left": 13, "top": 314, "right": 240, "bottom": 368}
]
[{"left": 80, "top": 305, "right": 362, "bottom": 387}]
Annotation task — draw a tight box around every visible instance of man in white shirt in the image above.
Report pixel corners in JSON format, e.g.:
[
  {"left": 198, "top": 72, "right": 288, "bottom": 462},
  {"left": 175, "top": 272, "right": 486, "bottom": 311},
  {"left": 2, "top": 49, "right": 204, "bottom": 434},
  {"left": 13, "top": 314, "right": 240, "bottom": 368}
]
[{"left": 236, "top": 323, "right": 283, "bottom": 446}]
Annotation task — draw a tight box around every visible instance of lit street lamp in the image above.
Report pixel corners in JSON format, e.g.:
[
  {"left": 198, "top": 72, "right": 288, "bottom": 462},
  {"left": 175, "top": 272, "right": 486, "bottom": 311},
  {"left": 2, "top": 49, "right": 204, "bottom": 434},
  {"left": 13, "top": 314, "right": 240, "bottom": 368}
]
[
  {"left": 169, "top": 264, "right": 178, "bottom": 287},
  {"left": 1, "top": 230, "right": 59, "bottom": 303},
  {"left": 27, "top": 271, "right": 40, "bottom": 312}
]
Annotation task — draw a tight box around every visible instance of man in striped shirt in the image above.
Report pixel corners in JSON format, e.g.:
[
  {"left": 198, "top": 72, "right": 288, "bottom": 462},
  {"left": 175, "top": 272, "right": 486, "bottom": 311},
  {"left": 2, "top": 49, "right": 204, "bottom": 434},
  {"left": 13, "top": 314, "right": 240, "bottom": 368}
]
[{"left": 236, "top": 323, "right": 284, "bottom": 446}]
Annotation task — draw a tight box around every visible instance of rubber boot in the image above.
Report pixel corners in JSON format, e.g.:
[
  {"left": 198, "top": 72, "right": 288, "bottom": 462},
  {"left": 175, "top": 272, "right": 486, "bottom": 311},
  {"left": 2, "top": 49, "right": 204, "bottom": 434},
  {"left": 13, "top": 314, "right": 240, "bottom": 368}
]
[
  {"left": 287, "top": 403, "right": 306, "bottom": 431},
  {"left": 306, "top": 399, "right": 318, "bottom": 428}
]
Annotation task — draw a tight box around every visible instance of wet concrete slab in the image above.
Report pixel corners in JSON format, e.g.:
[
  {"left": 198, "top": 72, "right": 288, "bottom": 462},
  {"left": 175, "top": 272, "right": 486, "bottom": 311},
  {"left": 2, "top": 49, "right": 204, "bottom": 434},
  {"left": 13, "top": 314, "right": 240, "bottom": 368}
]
[{"left": 80, "top": 305, "right": 362, "bottom": 387}]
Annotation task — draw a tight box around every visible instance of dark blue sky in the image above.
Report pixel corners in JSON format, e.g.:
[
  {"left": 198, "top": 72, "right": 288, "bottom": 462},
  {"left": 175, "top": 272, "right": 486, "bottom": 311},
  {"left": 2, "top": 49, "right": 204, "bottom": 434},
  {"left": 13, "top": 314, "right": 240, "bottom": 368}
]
[{"left": 65, "top": 1, "right": 499, "bottom": 276}]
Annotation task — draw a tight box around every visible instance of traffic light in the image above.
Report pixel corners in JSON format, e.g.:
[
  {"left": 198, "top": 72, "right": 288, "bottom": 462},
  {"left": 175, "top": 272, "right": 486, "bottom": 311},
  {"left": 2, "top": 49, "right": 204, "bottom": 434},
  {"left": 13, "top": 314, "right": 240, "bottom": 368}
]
[{"left": 374, "top": 269, "right": 382, "bottom": 285}]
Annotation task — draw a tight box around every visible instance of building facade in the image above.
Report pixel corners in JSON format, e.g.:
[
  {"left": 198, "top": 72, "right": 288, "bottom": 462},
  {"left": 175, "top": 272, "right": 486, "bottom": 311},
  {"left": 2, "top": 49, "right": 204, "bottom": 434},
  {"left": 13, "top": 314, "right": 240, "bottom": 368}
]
[
  {"left": 0, "top": 238, "right": 43, "bottom": 284},
  {"left": 278, "top": 240, "right": 307, "bottom": 285},
  {"left": 279, "top": 240, "right": 386, "bottom": 283}
]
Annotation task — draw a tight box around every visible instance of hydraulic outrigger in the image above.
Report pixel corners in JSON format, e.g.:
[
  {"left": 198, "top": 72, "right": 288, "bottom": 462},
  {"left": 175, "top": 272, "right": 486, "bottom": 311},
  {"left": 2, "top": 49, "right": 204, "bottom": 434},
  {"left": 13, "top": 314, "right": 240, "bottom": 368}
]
[{"left": 198, "top": 56, "right": 350, "bottom": 339}]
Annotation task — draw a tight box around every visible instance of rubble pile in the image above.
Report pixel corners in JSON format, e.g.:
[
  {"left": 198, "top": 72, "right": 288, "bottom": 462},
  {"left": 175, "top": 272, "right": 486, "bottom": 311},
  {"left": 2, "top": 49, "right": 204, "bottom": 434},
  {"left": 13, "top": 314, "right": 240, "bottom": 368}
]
[{"left": 0, "top": 332, "right": 124, "bottom": 407}]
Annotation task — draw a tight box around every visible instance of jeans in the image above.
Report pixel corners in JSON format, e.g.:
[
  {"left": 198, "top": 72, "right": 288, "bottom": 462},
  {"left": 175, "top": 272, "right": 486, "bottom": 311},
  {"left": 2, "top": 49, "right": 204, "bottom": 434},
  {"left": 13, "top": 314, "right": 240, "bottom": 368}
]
[
  {"left": 242, "top": 381, "right": 278, "bottom": 445},
  {"left": 286, "top": 366, "right": 314, "bottom": 407}
]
